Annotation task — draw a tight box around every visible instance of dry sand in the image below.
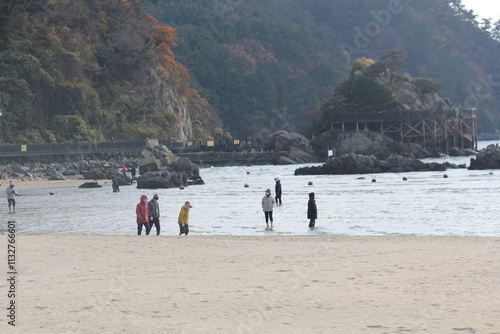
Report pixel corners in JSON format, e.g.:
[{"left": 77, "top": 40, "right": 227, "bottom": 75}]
[{"left": 0, "top": 235, "right": 499, "bottom": 334}]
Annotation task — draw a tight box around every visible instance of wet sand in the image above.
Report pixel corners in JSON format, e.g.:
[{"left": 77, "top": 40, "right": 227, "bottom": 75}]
[{"left": 0, "top": 235, "right": 499, "bottom": 333}]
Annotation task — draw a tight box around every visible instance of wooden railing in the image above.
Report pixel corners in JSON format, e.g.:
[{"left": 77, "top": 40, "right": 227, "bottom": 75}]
[{"left": 0, "top": 138, "right": 274, "bottom": 161}]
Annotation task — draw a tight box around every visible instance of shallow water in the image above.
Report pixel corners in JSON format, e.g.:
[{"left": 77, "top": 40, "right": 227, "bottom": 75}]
[{"left": 2, "top": 141, "right": 500, "bottom": 236}]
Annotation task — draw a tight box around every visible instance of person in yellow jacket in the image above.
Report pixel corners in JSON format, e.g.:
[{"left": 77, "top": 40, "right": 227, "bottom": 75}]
[{"left": 178, "top": 201, "right": 192, "bottom": 235}]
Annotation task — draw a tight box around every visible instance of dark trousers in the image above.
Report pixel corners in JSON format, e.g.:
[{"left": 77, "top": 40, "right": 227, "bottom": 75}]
[
  {"left": 137, "top": 223, "right": 151, "bottom": 235},
  {"left": 309, "top": 219, "right": 316, "bottom": 227},
  {"left": 275, "top": 194, "right": 282, "bottom": 205},
  {"left": 178, "top": 222, "right": 189, "bottom": 235},
  {"left": 264, "top": 211, "right": 273, "bottom": 223},
  {"left": 149, "top": 217, "right": 160, "bottom": 235}
]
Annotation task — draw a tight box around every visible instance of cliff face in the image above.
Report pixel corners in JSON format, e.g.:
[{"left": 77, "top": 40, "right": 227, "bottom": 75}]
[{"left": 0, "top": 0, "right": 221, "bottom": 144}]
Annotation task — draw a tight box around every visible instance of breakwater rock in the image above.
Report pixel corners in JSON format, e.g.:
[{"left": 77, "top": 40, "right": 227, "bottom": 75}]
[
  {"left": 468, "top": 144, "right": 500, "bottom": 170},
  {"left": 295, "top": 153, "right": 457, "bottom": 175},
  {"left": 1, "top": 158, "right": 139, "bottom": 180}
]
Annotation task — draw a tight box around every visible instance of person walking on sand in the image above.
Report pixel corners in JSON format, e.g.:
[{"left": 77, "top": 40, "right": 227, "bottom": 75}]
[
  {"left": 307, "top": 192, "right": 317, "bottom": 228},
  {"left": 178, "top": 201, "right": 192, "bottom": 235},
  {"left": 274, "top": 177, "right": 282, "bottom": 205},
  {"left": 261, "top": 188, "right": 275, "bottom": 229},
  {"left": 136, "top": 194, "right": 151, "bottom": 235},
  {"left": 148, "top": 194, "right": 161, "bottom": 235},
  {"left": 6, "top": 181, "right": 18, "bottom": 213}
]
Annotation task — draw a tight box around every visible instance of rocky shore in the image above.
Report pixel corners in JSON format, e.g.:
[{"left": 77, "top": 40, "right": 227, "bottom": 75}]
[
  {"left": 295, "top": 153, "right": 465, "bottom": 175},
  {"left": 468, "top": 144, "right": 500, "bottom": 170}
]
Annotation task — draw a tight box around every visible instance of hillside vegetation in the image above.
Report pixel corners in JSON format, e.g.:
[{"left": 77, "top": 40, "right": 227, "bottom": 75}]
[
  {"left": 0, "top": 0, "right": 220, "bottom": 144},
  {"left": 0, "top": 0, "right": 499, "bottom": 144},
  {"left": 149, "top": 0, "right": 500, "bottom": 137}
]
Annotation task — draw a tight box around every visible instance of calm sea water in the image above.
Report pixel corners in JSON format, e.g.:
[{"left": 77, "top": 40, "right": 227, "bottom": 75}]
[{"left": 2, "top": 141, "right": 500, "bottom": 237}]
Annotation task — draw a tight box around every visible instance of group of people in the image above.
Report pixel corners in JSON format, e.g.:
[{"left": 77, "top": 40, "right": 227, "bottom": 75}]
[
  {"left": 261, "top": 177, "right": 318, "bottom": 229},
  {"left": 135, "top": 194, "right": 192, "bottom": 236}
]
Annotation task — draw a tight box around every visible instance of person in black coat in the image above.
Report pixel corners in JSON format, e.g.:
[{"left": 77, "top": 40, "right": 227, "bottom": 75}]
[
  {"left": 274, "top": 177, "right": 282, "bottom": 205},
  {"left": 307, "top": 192, "right": 317, "bottom": 227}
]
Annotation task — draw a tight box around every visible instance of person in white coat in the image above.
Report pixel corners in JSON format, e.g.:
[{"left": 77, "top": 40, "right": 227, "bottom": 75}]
[{"left": 261, "top": 188, "right": 275, "bottom": 229}]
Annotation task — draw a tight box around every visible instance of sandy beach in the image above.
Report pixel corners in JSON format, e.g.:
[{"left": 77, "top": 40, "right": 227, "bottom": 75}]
[
  {"left": 2, "top": 178, "right": 106, "bottom": 191},
  {"left": 0, "top": 235, "right": 499, "bottom": 334}
]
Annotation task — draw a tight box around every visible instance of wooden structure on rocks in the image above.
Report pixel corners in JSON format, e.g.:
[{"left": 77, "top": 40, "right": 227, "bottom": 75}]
[{"left": 315, "top": 109, "right": 478, "bottom": 152}]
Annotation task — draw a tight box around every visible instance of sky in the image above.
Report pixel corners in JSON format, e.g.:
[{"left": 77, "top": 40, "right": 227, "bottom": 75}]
[{"left": 461, "top": 0, "right": 500, "bottom": 22}]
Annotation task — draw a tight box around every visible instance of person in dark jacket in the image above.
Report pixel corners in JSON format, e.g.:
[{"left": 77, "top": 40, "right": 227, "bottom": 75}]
[
  {"left": 112, "top": 177, "right": 120, "bottom": 192},
  {"left": 148, "top": 194, "right": 161, "bottom": 235},
  {"left": 307, "top": 192, "right": 317, "bottom": 228},
  {"left": 274, "top": 177, "right": 282, "bottom": 205}
]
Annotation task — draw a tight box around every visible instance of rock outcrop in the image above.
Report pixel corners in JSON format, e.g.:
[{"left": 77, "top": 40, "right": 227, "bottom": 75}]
[
  {"left": 468, "top": 144, "right": 500, "bottom": 169},
  {"left": 269, "top": 131, "right": 319, "bottom": 164},
  {"left": 294, "top": 153, "right": 455, "bottom": 175},
  {"left": 311, "top": 131, "right": 436, "bottom": 160},
  {"left": 136, "top": 139, "right": 204, "bottom": 189}
]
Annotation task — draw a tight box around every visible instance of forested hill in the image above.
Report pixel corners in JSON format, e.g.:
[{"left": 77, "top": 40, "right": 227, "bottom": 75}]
[
  {"left": 0, "top": 0, "right": 221, "bottom": 144},
  {"left": 149, "top": 0, "right": 500, "bottom": 138}
]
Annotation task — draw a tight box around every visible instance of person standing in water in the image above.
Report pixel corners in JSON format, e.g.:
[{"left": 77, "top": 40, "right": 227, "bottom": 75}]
[
  {"left": 136, "top": 194, "right": 150, "bottom": 235},
  {"left": 261, "top": 188, "right": 275, "bottom": 229},
  {"left": 178, "top": 201, "right": 192, "bottom": 235},
  {"left": 6, "top": 181, "right": 18, "bottom": 213},
  {"left": 274, "top": 177, "right": 282, "bottom": 205},
  {"left": 148, "top": 194, "right": 161, "bottom": 235},
  {"left": 307, "top": 192, "right": 317, "bottom": 228}
]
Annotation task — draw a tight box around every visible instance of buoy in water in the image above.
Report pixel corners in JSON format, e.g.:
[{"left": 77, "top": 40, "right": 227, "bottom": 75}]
[
  {"left": 180, "top": 185, "right": 185, "bottom": 190},
  {"left": 49, "top": 191, "right": 55, "bottom": 195},
  {"left": 21, "top": 177, "right": 26, "bottom": 181},
  {"left": 246, "top": 171, "right": 250, "bottom": 174},
  {"left": 371, "top": 179, "right": 377, "bottom": 183},
  {"left": 308, "top": 181, "right": 313, "bottom": 185},
  {"left": 443, "top": 174, "right": 448, "bottom": 178},
  {"left": 402, "top": 177, "right": 408, "bottom": 181},
  {"left": 244, "top": 183, "right": 249, "bottom": 188}
]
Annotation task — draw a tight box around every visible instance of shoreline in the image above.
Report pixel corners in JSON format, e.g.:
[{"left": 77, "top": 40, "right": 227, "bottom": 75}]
[
  {"left": 1, "top": 235, "right": 499, "bottom": 333},
  {"left": 2, "top": 178, "right": 117, "bottom": 191}
]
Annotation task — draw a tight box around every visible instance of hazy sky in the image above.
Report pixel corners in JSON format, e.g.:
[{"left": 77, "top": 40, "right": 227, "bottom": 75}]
[{"left": 461, "top": 0, "right": 500, "bottom": 22}]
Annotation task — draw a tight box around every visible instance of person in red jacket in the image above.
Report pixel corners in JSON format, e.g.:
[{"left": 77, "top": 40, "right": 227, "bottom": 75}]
[{"left": 136, "top": 194, "right": 150, "bottom": 235}]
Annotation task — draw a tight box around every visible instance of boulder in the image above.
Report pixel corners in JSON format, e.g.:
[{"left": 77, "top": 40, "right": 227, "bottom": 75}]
[
  {"left": 78, "top": 182, "right": 102, "bottom": 188},
  {"left": 48, "top": 173, "right": 66, "bottom": 180},
  {"left": 288, "top": 146, "right": 317, "bottom": 163},
  {"left": 272, "top": 131, "right": 316, "bottom": 155},
  {"left": 139, "top": 156, "right": 160, "bottom": 174},
  {"left": 274, "top": 155, "right": 296, "bottom": 165},
  {"left": 82, "top": 170, "right": 107, "bottom": 180},
  {"left": 469, "top": 144, "right": 500, "bottom": 169}
]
